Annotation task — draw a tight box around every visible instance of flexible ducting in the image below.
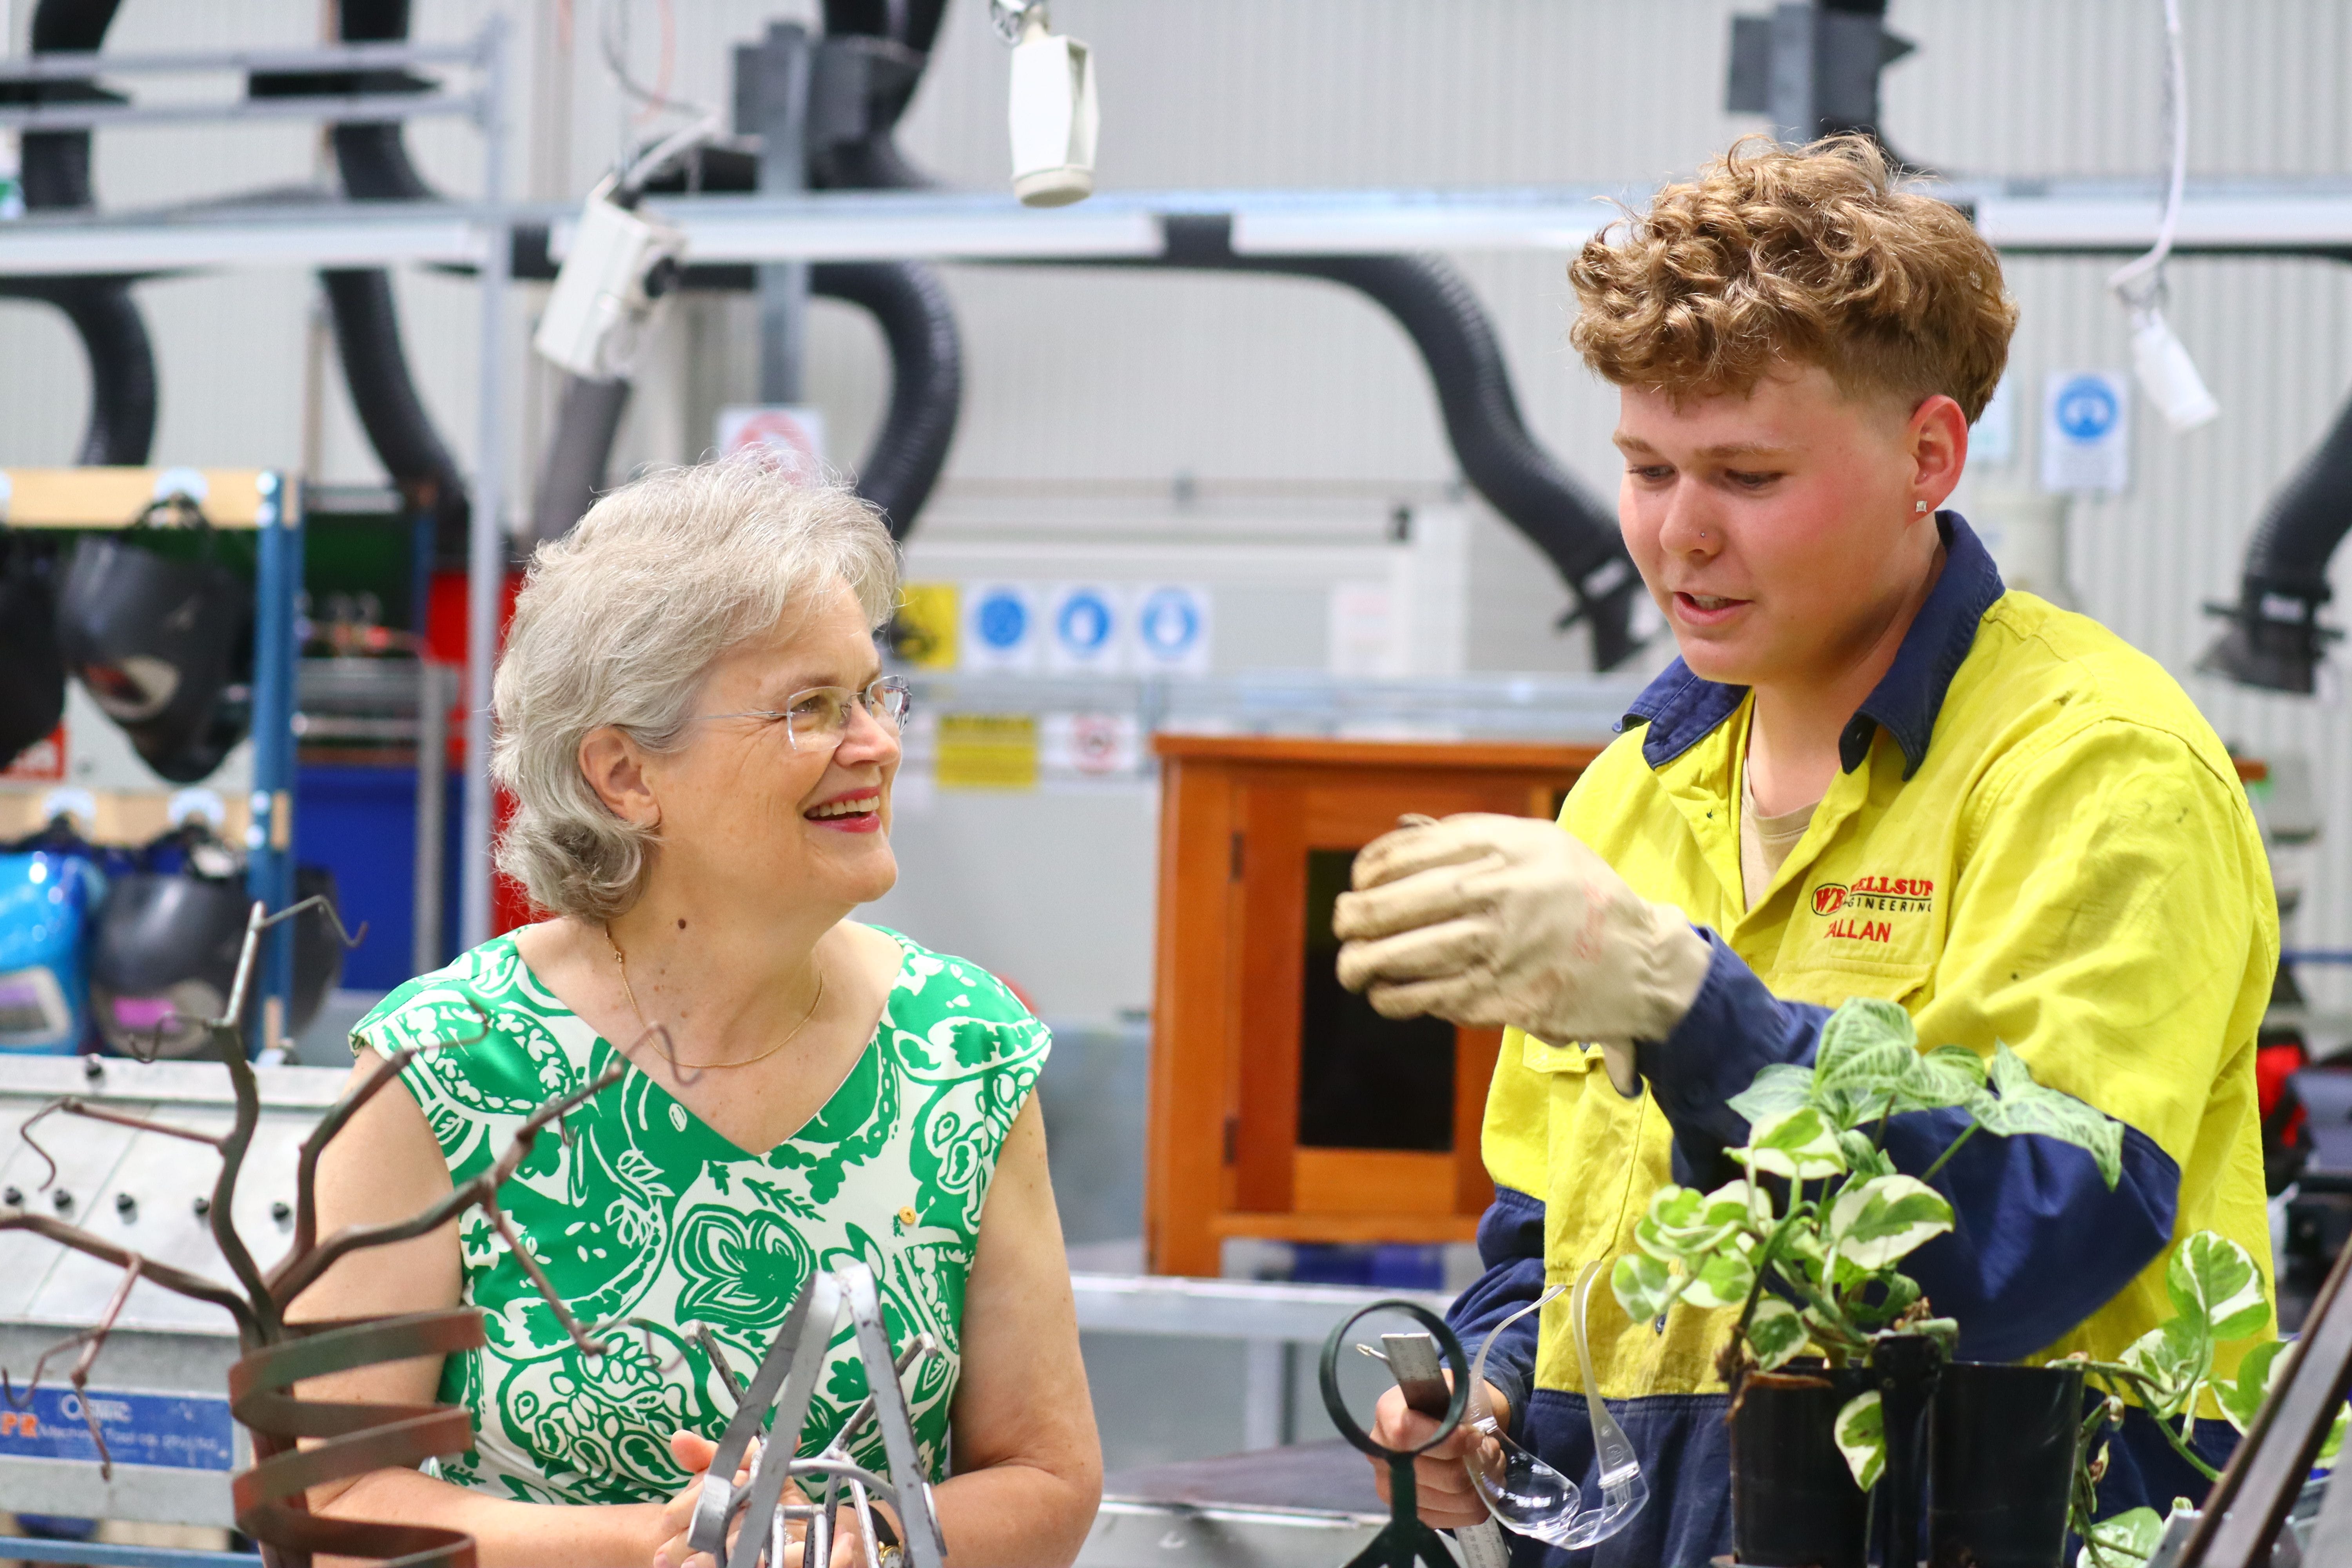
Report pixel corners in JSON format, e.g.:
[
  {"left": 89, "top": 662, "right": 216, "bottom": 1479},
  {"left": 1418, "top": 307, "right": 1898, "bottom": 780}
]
[
  {"left": 2199, "top": 389, "right": 2352, "bottom": 694},
  {"left": 529, "top": 377, "right": 633, "bottom": 545},
  {"left": 246, "top": 0, "right": 470, "bottom": 555},
  {"left": 532, "top": 1, "right": 965, "bottom": 545},
  {"left": 805, "top": 262, "right": 962, "bottom": 540},
  {"left": 0, "top": 0, "right": 157, "bottom": 466},
  {"left": 1099, "top": 217, "right": 1644, "bottom": 668}
]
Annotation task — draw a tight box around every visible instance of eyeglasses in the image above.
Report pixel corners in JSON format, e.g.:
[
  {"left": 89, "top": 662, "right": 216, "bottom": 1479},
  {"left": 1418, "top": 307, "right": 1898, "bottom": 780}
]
[{"left": 690, "top": 675, "right": 913, "bottom": 751}]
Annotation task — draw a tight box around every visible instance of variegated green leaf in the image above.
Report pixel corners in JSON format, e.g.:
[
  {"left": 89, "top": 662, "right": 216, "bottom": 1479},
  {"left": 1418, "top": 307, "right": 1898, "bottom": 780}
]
[
  {"left": 1744, "top": 1106, "right": 1847, "bottom": 1181},
  {"left": 1838, "top": 1128, "right": 1897, "bottom": 1179},
  {"left": 2074, "top": 1506, "right": 2164, "bottom": 1568},
  {"left": 1813, "top": 999, "right": 1920, "bottom": 1128},
  {"left": 2216, "top": 1338, "right": 2288, "bottom": 1434},
  {"left": 1894, "top": 1045, "right": 1991, "bottom": 1113},
  {"left": 1701, "top": 1179, "right": 1769, "bottom": 1230},
  {"left": 1829, "top": 1175, "right": 1954, "bottom": 1269},
  {"left": 1746, "top": 1298, "right": 1808, "bottom": 1370},
  {"left": 1833, "top": 1390, "right": 1885, "bottom": 1491},
  {"left": 1727, "top": 1061, "right": 1817, "bottom": 1127},
  {"left": 1635, "top": 1185, "right": 1710, "bottom": 1261},
  {"left": 1612, "top": 1252, "right": 1675, "bottom": 1321},
  {"left": 2319, "top": 1406, "right": 2347, "bottom": 1471},
  {"left": 2120, "top": 1317, "right": 2204, "bottom": 1411},
  {"left": 1683, "top": 1247, "right": 1757, "bottom": 1310},
  {"left": 2166, "top": 1231, "right": 2271, "bottom": 1342},
  {"left": 1636, "top": 1182, "right": 1754, "bottom": 1261},
  {"left": 1973, "top": 1043, "right": 2124, "bottom": 1189}
]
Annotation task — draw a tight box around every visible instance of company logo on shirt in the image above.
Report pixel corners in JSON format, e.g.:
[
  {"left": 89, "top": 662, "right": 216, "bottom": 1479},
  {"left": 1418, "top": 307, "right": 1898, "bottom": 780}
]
[{"left": 1811, "top": 875, "right": 1935, "bottom": 942}]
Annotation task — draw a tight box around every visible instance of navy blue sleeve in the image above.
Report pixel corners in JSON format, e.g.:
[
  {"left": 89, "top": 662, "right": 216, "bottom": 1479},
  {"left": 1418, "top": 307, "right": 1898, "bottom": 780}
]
[
  {"left": 1887, "top": 1107, "right": 2179, "bottom": 1361},
  {"left": 1638, "top": 929, "right": 1832, "bottom": 1146},
  {"left": 1635, "top": 928, "right": 2184, "bottom": 1360},
  {"left": 1446, "top": 1185, "right": 1546, "bottom": 1436}
]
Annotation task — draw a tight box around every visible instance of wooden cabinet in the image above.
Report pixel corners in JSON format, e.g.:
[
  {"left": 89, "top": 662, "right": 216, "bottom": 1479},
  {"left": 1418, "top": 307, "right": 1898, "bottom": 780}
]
[{"left": 1145, "top": 734, "right": 1601, "bottom": 1276}]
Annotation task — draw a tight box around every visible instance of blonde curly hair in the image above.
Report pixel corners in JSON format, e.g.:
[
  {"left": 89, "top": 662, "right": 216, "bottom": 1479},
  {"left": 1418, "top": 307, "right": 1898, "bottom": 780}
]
[{"left": 1569, "top": 135, "right": 2018, "bottom": 420}]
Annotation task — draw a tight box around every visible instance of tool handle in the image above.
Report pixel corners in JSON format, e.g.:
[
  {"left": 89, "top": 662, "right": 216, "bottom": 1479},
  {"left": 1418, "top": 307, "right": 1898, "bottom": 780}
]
[{"left": 1379, "top": 1334, "right": 1514, "bottom": 1568}]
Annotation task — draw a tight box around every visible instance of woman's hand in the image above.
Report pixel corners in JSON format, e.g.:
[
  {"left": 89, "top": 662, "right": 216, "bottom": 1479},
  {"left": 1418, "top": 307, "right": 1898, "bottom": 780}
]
[
  {"left": 652, "top": 1430, "right": 749, "bottom": 1568},
  {"left": 652, "top": 1433, "right": 869, "bottom": 1568},
  {"left": 1366, "top": 1381, "right": 1511, "bottom": 1530}
]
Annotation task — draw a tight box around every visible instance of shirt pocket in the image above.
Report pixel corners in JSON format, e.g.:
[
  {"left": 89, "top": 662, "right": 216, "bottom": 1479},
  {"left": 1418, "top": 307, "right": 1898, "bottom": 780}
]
[
  {"left": 1520, "top": 1033, "right": 1608, "bottom": 1075},
  {"left": 1769, "top": 955, "right": 1933, "bottom": 1011}
]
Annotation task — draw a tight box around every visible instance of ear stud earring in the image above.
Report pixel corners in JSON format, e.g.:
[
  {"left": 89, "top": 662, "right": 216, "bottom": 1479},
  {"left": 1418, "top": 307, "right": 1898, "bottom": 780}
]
[{"left": 1915, "top": 500, "right": 1930, "bottom": 513}]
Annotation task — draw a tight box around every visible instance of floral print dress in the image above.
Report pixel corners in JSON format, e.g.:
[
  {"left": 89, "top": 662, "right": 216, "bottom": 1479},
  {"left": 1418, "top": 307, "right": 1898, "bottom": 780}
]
[{"left": 351, "top": 927, "right": 1048, "bottom": 1504}]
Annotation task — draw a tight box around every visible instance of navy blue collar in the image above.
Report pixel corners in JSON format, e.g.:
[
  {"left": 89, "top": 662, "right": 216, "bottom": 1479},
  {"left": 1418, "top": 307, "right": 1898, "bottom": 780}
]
[{"left": 1617, "top": 512, "right": 2006, "bottom": 780}]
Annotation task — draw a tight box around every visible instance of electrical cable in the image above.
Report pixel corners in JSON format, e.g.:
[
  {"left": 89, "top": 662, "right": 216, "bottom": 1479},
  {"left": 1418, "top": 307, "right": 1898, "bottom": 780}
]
[{"left": 2109, "top": 0, "right": 2189, "bottom": 310}]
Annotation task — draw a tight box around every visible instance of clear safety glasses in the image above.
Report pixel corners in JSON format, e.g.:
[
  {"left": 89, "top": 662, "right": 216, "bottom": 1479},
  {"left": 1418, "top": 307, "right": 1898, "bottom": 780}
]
[{"left": 691, "top": 675, "right": 913, "bottom": 752}]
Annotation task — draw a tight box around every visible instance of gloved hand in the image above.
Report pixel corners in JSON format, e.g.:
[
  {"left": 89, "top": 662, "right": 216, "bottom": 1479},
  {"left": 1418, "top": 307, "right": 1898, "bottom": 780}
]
[{"left": 1332, "top": 813, "right": 1713, "bottom": 1096}]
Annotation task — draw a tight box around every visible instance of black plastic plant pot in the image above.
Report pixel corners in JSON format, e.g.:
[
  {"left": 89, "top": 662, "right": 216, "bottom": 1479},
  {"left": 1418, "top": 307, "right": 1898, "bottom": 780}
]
[
  {"left": 1729, "top": 1362, "right": 1875, "bottom": 1568},
  {"left": 1928, "top": 1361, "right": 2086, "bottom": 1568}
]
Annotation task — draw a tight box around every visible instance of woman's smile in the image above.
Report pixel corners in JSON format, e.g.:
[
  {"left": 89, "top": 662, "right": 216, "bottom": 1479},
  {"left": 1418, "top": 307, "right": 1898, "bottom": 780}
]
[{"left": 805, "top": 787, "right": 884, "bottom": 832}]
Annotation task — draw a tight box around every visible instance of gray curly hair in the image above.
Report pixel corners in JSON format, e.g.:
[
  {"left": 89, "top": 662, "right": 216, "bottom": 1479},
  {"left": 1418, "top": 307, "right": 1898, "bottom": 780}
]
[{"left": 490, "top": 457, "right": 900, "bottom": 922}]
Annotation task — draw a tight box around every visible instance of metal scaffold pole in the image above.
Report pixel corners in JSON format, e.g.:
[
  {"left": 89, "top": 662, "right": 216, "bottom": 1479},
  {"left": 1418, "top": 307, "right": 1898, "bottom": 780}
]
[{"left": 461, "top": 14, "right": 510, "bottom": 949}]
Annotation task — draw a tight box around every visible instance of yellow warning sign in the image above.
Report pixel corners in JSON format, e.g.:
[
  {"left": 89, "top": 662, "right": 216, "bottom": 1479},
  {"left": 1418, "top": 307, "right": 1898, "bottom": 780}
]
[
  {"left": 895, "top": 583, "right": 959, "bottom": 670},
  {"left": 935, "top": 713, "right": 1038, "bottom": 790}
]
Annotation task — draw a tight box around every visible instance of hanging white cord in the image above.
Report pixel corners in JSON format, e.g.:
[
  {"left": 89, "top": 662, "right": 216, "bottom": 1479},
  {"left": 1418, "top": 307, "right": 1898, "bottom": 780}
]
[
  {"left": 2109, "top": 0, "right": 2189, "bottom": 307},
  {"left": 616, "top": 111, "right": 723, "bottom": 199},
  {"left": 2112, "top": 0, "right": 2218, "bottom": 430}
]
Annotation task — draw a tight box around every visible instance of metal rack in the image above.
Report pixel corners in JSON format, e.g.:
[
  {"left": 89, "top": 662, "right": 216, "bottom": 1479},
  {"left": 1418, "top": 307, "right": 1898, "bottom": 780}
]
[
  {"left": 0, "top": 467, "right": 303, "bottom": 1044},
  {"left": 0, "top": 22, "right": 512, "bottom": 954}
]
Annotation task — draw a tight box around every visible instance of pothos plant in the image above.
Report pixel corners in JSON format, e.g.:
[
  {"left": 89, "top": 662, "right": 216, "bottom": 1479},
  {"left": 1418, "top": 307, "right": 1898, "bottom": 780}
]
[
  {"left": 2069, "top": 1230, "right": 2345, "bottom": 1568},
  {"left": 1610, "top": 996, "right": 2127, "bottom": 1489}
]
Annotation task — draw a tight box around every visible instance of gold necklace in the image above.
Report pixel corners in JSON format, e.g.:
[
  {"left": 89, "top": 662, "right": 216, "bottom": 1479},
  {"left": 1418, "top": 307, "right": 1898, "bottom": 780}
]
[{"left": 604, "top": 922, "right": 827, "bottom": 1072}]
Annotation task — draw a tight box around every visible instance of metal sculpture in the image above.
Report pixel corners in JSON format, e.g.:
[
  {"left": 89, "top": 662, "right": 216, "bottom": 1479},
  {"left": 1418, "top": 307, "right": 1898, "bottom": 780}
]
[
  {"left": 686, "top": 1263, "right": 949, "bottom": 1568},
  {"left": 0, "top": 895, "right": 630, "bottom": 1568},
  {"left": 1317, "top": 1301, "right": 1471, "bottom": 1568}
]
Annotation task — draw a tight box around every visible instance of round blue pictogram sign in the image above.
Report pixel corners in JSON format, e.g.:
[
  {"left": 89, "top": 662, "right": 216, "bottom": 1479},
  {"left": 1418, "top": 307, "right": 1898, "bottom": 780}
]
[
  {"left": 2054, "top": 376, "right": 2120, "bottom": 443},
  {"left": 976, "top": 591, "right": 1028, "bottom": 649},
  {"left": 1057, "top": 592, "right": 1113, "bottom": 652},
  {"left": 1137, "top": 588, "right": 1201, "bottom": 655}
]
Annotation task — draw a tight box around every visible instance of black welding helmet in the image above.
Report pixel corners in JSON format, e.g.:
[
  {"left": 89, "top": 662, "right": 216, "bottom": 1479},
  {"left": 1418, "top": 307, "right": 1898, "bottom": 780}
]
[
  {"left": 90, "top": 841, "right": 347, "bottom": 1058},
  {"left": 88, "top": 867, "right": 248, "bottom": 1058},
  {"left": 0, "top": 534, "right": 65, "bottom": 768},
  {"left": 56, "top": 506, "right": 252, "bottom": 785}
]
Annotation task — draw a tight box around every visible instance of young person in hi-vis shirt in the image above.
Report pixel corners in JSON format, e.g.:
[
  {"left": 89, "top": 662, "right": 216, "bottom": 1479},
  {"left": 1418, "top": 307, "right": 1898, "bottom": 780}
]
[{"left": 1336, "top": 136, "right": 2276, "bottom": 1566}]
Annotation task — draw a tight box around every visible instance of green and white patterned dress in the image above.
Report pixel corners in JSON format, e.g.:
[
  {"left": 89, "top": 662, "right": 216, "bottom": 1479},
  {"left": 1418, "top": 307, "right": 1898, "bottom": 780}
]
[{"left": 351, "top": 926, "right": 1049, "bottom": 1506}]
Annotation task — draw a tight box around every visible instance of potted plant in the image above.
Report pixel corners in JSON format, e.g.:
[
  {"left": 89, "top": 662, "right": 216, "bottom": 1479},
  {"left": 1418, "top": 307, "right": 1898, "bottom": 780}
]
[
  {"left": 2068, "top": 1241, "right": 2347, "bottom": 1567},
  {"left": 1611, "top": 997, "right": 2129, "bottom": 1568}
]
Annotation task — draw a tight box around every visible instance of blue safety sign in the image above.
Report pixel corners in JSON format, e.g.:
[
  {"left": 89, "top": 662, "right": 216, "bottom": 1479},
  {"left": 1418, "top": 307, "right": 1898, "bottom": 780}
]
[
  {"left": 2040, "top": 369, "right": 2131, "bottom": 495},
  {"left": 1056, "top": 591, "right": 1114, "bottom": 653},
  {"left": 2053, "top": 375, "right": 2120, "bottom": 443},
  {"left": 975, "top": 590, "right": 1029, "bottom": 650},
  {"left": 0, "top": 1385, "right": 235, "bottom": 1472},
  {"left": 1137, "top": 588, "right": 1200, "bottom": 656}
]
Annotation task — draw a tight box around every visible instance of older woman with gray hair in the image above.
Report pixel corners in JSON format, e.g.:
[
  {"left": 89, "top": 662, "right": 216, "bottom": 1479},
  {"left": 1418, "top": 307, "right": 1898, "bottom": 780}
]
[{"left": 296, "top": 459, "right": 1102, "bottom": 1568}]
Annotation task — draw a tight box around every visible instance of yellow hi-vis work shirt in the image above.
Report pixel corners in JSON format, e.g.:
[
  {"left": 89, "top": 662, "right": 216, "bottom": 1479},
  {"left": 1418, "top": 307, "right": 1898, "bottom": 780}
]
[{"left": 1474, "top": 518, "right": 2276, "bottom": 1422}]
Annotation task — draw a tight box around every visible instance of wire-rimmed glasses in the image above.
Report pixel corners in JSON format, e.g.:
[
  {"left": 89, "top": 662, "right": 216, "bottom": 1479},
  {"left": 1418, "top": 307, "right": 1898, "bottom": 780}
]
[{"left": 691, "top": 675, "right": 912, "bottom": 752}]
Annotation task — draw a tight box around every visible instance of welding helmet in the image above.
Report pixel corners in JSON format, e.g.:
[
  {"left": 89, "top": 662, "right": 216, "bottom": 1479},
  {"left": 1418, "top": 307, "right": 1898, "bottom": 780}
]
[
  {"left": 88, "top": 867, "right": 249, "bottom": 1058},
  {"left": 56, "top": 514, "right": 252, "bottom": 785},
  {"left": 0, "top": 851, "right": 100, "bottom": 1054},
  {"left": 90, "top": 848, "right": 347, "bottom": 1058},
  {"left": 0, "top": 536, "right": 65, "bottom": 768}
]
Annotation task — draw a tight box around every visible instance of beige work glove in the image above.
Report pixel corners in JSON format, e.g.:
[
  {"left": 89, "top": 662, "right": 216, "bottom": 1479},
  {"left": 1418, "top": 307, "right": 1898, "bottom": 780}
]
[{"left": 1332, "top": 813, "right": 1713, "bottom": 1097}]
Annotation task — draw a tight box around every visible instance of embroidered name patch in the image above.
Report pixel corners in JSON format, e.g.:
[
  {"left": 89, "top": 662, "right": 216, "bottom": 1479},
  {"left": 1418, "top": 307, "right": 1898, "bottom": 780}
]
[{"left": 1811, "top": 875, "right": 1935, "bottom": 944}]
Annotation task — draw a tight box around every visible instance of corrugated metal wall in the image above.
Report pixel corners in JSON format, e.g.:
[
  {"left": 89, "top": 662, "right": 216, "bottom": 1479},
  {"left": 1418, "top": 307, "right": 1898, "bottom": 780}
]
[{"left": 3, "top": 2, "right": 2352, "bottom": 990}]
